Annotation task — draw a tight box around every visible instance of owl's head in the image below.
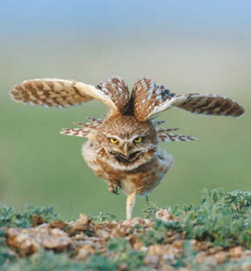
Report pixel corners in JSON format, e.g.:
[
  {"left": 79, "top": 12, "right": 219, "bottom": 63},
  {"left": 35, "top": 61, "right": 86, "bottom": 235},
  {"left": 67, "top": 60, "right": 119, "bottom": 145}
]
[{"left": 96, "top": 114, "right": 157, "bottom": 170}]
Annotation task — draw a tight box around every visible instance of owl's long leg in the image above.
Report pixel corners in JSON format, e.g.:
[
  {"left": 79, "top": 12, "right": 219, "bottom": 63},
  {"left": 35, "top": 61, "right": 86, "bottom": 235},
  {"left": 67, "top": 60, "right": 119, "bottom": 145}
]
[{"left": 126, "top": 191, "right": 137, "bottom": 220}]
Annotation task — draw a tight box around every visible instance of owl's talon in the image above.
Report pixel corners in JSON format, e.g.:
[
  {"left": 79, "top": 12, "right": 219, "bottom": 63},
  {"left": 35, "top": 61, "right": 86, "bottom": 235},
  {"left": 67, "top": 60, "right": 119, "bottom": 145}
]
[
  {"left": 113, "top": 185, "right": 121, "bottom": 195},
  {"left": 108, "top": 181, "right": 121, "bottom": 195},
  {"left": 112, "top": 190, "right": 119, "bottom": 195}
]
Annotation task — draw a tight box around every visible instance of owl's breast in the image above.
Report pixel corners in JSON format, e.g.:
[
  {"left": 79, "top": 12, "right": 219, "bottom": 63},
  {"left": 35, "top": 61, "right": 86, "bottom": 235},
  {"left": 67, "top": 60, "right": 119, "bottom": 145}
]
[
  {"left": 125, "top": 152, "right": 174, "bottom": 195},
  {"left": 82, "top": 140, "right": 173, "bottom": 196},
  {"left": 82, "top": 140, "right": 127, "bottom": 181},
  {"left": 82, "top": 140, "right": 108, "bottom": 180}
]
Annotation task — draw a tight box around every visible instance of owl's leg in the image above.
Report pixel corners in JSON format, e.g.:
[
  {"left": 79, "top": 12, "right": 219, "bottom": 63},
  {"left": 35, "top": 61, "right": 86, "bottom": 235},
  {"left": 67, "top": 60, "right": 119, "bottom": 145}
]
[
  {"left": 126, "top": 191, "right": 136, "bottom": 220},
  {"left": 108, "top": 179, "right": 121, "bottom": 195}
]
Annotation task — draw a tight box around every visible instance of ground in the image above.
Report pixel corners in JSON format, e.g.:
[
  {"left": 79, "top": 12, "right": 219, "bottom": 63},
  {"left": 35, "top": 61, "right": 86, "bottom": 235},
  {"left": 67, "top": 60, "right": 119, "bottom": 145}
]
[{"left": 0, "top": 189, "right": 251, "bottom": 271}]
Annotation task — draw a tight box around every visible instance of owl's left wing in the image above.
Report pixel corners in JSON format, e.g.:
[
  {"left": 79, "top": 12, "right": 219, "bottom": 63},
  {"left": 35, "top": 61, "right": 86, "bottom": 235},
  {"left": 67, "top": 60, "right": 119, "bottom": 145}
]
[
  {"left": 10, "top": 77, "right": 130, "bottom": 113},
  {"left": 132, "top": 78, "right": 245, "bottom": 121}
]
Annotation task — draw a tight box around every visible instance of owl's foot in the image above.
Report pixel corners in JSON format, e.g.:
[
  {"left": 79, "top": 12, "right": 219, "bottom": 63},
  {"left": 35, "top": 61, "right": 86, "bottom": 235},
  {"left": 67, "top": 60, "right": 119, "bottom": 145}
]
[{"left": 108, "top": 180, "right": 121, "bottom": 195}]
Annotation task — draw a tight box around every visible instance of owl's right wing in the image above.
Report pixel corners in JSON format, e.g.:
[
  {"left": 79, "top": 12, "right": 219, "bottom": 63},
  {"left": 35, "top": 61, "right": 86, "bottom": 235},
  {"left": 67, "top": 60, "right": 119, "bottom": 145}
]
[
  {"left": 132, "top": 78, "right": 245, "bottom": 121},
  {"left": 10, "top": 76, "right": 130, "bottom": 113}
]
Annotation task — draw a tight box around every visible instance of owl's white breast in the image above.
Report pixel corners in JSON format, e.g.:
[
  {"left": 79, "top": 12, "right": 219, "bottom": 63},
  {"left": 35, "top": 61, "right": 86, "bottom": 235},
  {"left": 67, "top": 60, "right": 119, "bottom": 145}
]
[{"left": 82, "top": 140, "right": 101, "bottom": 172}]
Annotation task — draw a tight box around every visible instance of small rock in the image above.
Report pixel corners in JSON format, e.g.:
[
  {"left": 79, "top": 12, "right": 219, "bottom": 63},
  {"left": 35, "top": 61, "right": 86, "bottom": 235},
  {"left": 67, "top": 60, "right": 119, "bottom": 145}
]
[
  {"left": 229, "top": 246, "right": 243, "bottom": 258},
  {"left": 214, "top": 251, "right": 228, "bottom": 264},
  {"left": 68, "top": 214, "right": 94, "bottom": 235},
  {"left": 122, "top": 217, "right": 148, "bottom": 227},
  {"left": 242, "top": 262, "right": 251, "bottom": 271},
  {"left": 148, "top": 245, "right": 170, "bottom": 256},
  {"left": 202, "top": 255, "right": 218, "bottom": 266},
  {"left": 144, "top": 254, "right": 159, "bottom": 267},
  {"left": 162, "top": 253, "right": 175, "bottom": 261},
  {"left": 243, "top": 250, "right": 251, "bottom": 257},
  {"left": 119, "top": 263, "right": 128, "bottom": 271},
  {"left": 207, "top": 246, "right": 223, "bottom": 255},
  {"left": 160, "top": 265, "right": 175, "bottom": 271},
  {"left": 32, "top": 215, "right": 46, "bottom": 227},
  {"left": 155, "top": 209, "right": 172, "bottom": 222},
  {"left": 194, "top": 251, "right": 207, "bottom": 264},
  {"left": 172, "top": 240, "right": 183, "bottom": 249},
  {"left": 133, "top": 240, "right": 143, "bottom": 250},
  {"left": 76, "top": 244, "right": 95, "bottom": 261},
  {"left": 49, "top": 220, "right": 68, "bottom": 230},
  {"left": 7, "top": 225, "right": 71, "bottom": 255}
]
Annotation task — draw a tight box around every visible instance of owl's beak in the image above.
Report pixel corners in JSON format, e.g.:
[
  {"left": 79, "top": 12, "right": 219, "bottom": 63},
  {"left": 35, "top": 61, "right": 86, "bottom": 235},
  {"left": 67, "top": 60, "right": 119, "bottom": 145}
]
[{"left": 123, "top": 144, "right": 129, "bottom": 156}]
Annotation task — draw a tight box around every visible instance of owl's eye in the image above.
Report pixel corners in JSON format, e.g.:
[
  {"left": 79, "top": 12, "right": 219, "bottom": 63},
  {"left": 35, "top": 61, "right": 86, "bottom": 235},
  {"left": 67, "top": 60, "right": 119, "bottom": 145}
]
[
  {"left": 109, "top": 138, "right": 119, "bottom": 144},
  {"left": 133, "top": 137, "right": 143, "bottom": 143}
]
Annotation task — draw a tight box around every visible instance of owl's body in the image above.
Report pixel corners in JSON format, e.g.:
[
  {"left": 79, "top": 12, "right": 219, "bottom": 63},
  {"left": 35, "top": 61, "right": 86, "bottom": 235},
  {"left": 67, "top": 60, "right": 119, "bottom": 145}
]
[
  {"left": 10, "top": 76, "right": 245, "bottom": 219},
  {"left": 81, "top": 114, "right": 173, "bottom": 218}
]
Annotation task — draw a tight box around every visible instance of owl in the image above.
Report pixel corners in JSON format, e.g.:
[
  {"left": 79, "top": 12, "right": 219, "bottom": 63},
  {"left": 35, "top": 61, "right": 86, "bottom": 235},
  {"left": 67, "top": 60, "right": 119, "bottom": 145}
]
[{"left": 10, "top": 77, "right": 244, "bottom": 219}]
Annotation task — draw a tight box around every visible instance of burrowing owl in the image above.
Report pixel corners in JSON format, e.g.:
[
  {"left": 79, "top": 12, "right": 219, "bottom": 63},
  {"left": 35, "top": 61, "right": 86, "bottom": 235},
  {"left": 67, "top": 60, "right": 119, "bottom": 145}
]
[{"left": 10, "top": 77, "right": 244, "bottom": 219}]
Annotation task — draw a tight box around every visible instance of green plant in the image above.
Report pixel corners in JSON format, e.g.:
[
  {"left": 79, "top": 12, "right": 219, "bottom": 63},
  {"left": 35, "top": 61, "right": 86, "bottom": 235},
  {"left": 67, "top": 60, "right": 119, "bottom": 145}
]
[
  {"left": 90, "top": 212, "right": 116, "bottom": 223},
  {"left": 147, "top": 189, "right": 251, "bottom": 248},
  {"left": 0, "top": 204, "right": 58, "bottom": 228}
]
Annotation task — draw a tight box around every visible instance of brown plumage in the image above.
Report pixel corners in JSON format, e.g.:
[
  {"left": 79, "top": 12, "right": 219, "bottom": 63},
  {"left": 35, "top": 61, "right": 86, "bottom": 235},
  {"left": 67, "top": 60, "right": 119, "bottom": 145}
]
[{"left": 10, "top": 76, "right": 245, "bottom": 219}]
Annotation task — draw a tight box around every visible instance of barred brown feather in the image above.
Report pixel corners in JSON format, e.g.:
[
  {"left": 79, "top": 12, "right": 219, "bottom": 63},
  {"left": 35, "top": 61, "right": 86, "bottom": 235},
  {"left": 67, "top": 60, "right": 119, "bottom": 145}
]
[
  {"left": 173, "top": 94, "right": 245, "bottom": 117},
  {"left": 73, "top": 118, "right": 103, "bottom": 129},
  {"left": 60, "top": 128, "right": 92, "bottom": 138},
  {"left": 10, "top": 77, "right": 130, "bottom": 113},
  {"left": 10, "top": 79, "right": 94, "bottom": 108},
  {"left": 96, "top": 76, "right": 130, "bottom": 114},
  {"left": 157, "top": 132, "right": 197, "bottom": 142},
  {"left": 132, "top": 77, "right": 175, "bottom": 121},
  {"left": 132, "top": 78, "right": 245, "bottom": 121}
]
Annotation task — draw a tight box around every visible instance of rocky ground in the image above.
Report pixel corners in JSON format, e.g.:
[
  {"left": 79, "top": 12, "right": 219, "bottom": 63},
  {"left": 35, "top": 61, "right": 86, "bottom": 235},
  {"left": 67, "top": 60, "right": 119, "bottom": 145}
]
[{"left": 1, "top": 189, "right": 251, "bottom": 270}]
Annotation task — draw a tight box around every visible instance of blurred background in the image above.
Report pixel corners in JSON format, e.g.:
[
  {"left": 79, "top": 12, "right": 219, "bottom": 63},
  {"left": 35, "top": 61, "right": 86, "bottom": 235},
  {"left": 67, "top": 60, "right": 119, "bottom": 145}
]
[{"left": 0, "top": 0, "right": 250, "bottom": 220}]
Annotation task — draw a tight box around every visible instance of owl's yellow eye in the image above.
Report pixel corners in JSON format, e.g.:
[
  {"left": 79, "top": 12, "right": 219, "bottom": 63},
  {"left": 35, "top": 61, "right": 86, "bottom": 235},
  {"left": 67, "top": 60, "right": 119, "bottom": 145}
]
[
  {"left": 109, "top": 138, "right": 119, "bottom": 144},
  {"left": 133, "top": 137, "right": 143, "bottom": 143}
]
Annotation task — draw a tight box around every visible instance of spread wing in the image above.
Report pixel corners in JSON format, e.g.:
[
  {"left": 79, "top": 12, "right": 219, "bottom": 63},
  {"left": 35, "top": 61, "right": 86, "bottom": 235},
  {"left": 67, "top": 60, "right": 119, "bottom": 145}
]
[
  {"left": 132, "top": 78, "right": 245, "bottom": 121},
  {"left": 10, "top": 76, "right": 130, "bottom": 113}
]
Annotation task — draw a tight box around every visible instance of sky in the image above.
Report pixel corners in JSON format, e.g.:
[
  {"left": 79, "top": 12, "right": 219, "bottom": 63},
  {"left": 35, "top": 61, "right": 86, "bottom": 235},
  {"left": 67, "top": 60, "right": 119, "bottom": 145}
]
[{"left": 1, "top": 1, "right": 251, "bottom": 42}]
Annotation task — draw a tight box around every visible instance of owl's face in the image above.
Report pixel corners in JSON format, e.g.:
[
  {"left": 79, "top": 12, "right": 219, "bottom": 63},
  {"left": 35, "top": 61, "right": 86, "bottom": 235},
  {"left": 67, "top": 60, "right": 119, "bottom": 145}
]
[{"left": 96, "top": 114, "right": 157, "bottom": 170}]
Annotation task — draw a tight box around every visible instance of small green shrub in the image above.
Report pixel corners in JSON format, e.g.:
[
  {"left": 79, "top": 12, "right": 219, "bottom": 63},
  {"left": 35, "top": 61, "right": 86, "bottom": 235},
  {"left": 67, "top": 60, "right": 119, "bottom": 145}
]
[
  {"left": 90, "top": 212, "right": 116, "bottom": 223},
  {"left": 0, "top": 203, "right": 58, "bottom": 228},
  {"left": 107, "top": 238, "right": 146, "bottom": 270},
  {"left": 143, "top": 189, "right": 251, "bottom": 249}
]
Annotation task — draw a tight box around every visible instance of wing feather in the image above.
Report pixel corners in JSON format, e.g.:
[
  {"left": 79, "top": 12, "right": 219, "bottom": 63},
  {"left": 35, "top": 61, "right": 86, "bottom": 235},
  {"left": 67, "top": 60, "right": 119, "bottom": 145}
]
[
  {"left": 158, "top": 132, "right": 197, "bottom": 142},
  {"left": 60, "top": 128, "right": 91, "bottom": 138},
  {"left": 132, "top": 78, "right": 245, "bottom": 121},
  {"left": 10, "top": 79, "right": 94, "bottom": 108},
  {"left": 10, "top": 76, "right": 130, "bottom": 113},
  {"left": 132, "top": 78, "right": 175, "bottom": 121},
  {"left": 155, "top": 94, "right": 245, "bottom": 117},
  {"left": 96, "top": 76, "right": 130, "bottom": 113}
]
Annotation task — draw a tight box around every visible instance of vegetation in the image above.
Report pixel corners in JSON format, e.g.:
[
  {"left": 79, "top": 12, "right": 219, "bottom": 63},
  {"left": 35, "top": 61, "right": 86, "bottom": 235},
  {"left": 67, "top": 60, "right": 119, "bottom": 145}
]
[
  {"left": 0, "top": 189, "right": 251, "bottom": 271},
  {"left": 144, "top": 189, "right": 251, "bottom": 248}
]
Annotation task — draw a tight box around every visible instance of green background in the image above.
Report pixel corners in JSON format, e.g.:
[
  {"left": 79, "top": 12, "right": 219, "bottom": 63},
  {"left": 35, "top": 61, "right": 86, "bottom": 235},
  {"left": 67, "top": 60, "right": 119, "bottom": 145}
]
[{"left": 0, "top": 1, "right": 250, "bottom": 220}]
